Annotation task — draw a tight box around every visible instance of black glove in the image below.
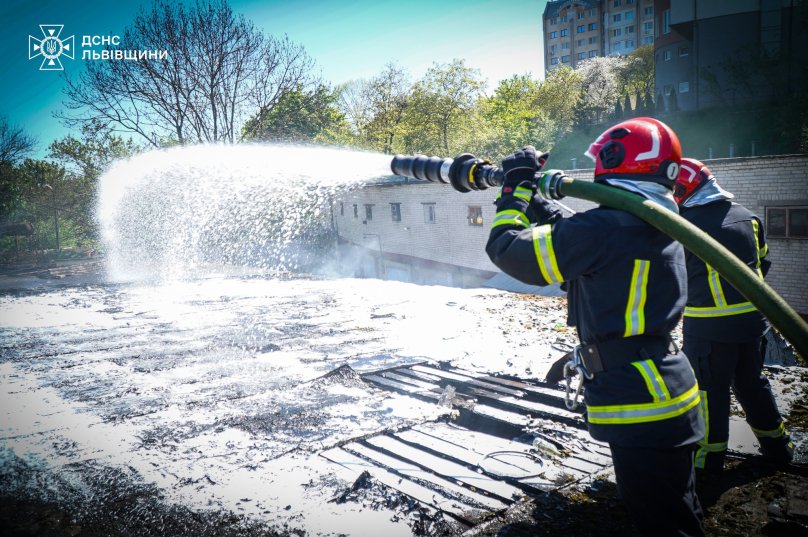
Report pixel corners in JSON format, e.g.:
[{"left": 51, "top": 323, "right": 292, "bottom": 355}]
[
  {"left": 500, "top": 145, "right": 549, "bottom": 191},
  {"left": 545, "top": 352, "right": 574, "bottom": 384}
]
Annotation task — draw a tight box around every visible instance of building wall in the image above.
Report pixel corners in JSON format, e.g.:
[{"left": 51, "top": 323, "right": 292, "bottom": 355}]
[
  {"left": 655, "top": 0, "right": 808, "bottom": 112},
  {"left": 335, "top": 155, "right": 808, "bottom": 314}
]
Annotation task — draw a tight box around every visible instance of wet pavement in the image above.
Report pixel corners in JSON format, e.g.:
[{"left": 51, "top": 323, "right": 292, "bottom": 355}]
[{"left": 1, "top": 264, "right": 806, "bottom": 536}]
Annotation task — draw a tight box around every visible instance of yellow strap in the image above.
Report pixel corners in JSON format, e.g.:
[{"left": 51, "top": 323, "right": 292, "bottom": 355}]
[
  {"left": 587, "top": 385, "right": 701, "bottom": 425},
  {"left": 706, "top": 263, "right": 727, "bottom": 307},
  {"left": 632, "top": 359, "right": 671, "bottom": 402},
  {"left": 531, "top": 224, "right": 564, "bottom": 284},
  {"left": 624, "top": 259, "right": 650, "bottom": 337},
  {"left": 684, "top": 302, "right": 758, "bottom": 317},
  {"left": 491, "top": 210, "right": 529, "bottom": 229}
]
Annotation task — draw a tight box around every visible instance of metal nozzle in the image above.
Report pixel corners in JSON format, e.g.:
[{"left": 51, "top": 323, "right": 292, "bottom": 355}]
[{"left": 391, "top": 153, "right": 504, "bottom": 192}]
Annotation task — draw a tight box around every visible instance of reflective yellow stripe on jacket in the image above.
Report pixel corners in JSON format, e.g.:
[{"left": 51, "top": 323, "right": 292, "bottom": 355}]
[
  {"left": 684, "top": 260, "right": 758, "bottom": 318},
  {"left": 624, "top": 259, "right": 650, "bottom": 337},
  {"left": 751, "top": 422, "right": 788, "bottom": 439},
  {"left": 532, "top": 224, "right": 563, "bottom": 284},
  {"left": 587, "top": 384, "right": 701, "bottom": 425},
  {"left": 491, "top": 209, "right": 529, "bottom": 229}
]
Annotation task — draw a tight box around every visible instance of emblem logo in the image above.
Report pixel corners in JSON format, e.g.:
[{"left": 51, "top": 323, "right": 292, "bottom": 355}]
[{"left": 29, "top": 24, "right": 74, "bottom": 71}]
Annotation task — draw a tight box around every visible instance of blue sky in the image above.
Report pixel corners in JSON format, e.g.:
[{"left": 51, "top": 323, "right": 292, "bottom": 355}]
[{"left": 1, "top": 0, "right": 548, "bottom": 158}]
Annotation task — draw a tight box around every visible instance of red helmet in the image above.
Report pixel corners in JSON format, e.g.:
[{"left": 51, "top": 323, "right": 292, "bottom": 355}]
[
  {"left": 674, "top": 157, "right": 714, "bottom": 205},
  {"left": 585, "top": 117, "right": 682, "bottom": 187}
]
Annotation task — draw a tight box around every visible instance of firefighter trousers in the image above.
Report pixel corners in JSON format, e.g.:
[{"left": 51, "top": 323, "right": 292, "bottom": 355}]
[
  {"left": 610, "top": 443, "right": 705, "bottom": 537},
  {"left": 683, "top": 337, "right": 786, "bottom": 471}
]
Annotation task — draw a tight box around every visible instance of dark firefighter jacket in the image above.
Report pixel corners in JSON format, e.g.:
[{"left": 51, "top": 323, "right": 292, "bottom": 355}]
[
  {"left": 486, "top": 182, "right": 703, "bottom": 448},
  {"left": 679, "top": 200, "right": 769, "bottom": 342}
]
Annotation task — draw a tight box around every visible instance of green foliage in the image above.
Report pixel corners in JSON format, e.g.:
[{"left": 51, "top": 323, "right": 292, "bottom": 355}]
[{"left": 242, "top": 84, "right": 347, "bottom": 144}]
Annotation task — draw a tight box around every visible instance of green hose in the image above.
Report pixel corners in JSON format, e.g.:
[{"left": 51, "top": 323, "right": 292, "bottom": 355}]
[{"left": 558, "top": 177, "right": 808, "bottom": 359}]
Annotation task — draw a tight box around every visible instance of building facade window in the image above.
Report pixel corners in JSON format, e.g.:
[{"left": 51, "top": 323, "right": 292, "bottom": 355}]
[
  {"left": 613, "top": 14, "right": 622, "bottom": 22},
  {"left": 339, "top": 202, "right": 344, "bottom": 216},
  {"left": 562, "top": 42, "right": 570, "bottom": 49},
  {"left": 577, "top": 25, "right": 586, "bottom": 33},
  {"left": 390, "top": 203, "right": 401, "bottom": 222},
  {"left": 625, "top": 38, "right": 635, "bottom": 48},
  {"left": 614, "top": 41, "right": 623, "bottom": 50},
  {"left": 550, "top": 31, "right": 558, "bottom": 39},
  {"left": 467, "top": 206, "right": 483, "bottom": 226},
  {"left": 663, "top": 84, "right": 673, "bottom": 96},
  {"left": 663, "top": 9, "right": 671, "bottom": 34},
  {"left": 589, "top": 49, "right": 598, "bottom": 57},
  {"left": 423, "top": 203, "right": 436, "bottom": 224},
  {"left": 614, "top": 0, "right": 621, "bottom": 6},
  {"left": 578, "top": 11, "right": 585, "bottom": 19},
  {"left": 613, "top": 28, "right": 622, "bottom": 37},
  {"left": 589, "top": 9, "right": 596, "bottom": 17},
  {"left": 679, "top": 81, "right": 690, "bottom": 93},
  {"left": 550, "top": 17, "right": 558, "bottom": 24},
  {"left": 561, "top": 29, "right": 569, "bottom": 36},
  {"left": 679, "top": 46, "right": 690, "bottom": 56},
  {"left": 551, "top": 44, "right": 558, "bottom": 52},
  {"left": 589, "top": 36, "right": 597, "bottom": 44},
  {"left": 644, "top": 21, "right": 653, "bottom": 32},
  {"left": 588, "top": 22, "right": 597, "bottom": 30},
  {"left": 642, "top": 35, "right": 653, "bottom": 45},
  {"left": 578, "top": 52, "right": 586, "bottom": 60},
  {"left": 644, "top": 6, "right": 653, "bottom": 16},
  {"left": 550, "top": 57, "right": 559, "bottom": 65},
  {"left": 561, "top": 55, "right": 570, "bottom": 63},
  {"left": 364, "top": 204, "right": 373, "bottom": 221},
  {"left": 353, "top": 204, "right": 358, "bottom": 218},
  {"left": 577, "top": 38, "right": 585, "bottom": 46},
  {"left": 766, "top": 207, "right": 808, "bottom": 238},
  {"left": 663, "top": 50, "right": 672, "bottom": 61},
  {"left": 625, "top": 11, "right": 634, "bottom": 21},
  {"left": 626, "top": 25, "right": 635, "bottom": 34}
]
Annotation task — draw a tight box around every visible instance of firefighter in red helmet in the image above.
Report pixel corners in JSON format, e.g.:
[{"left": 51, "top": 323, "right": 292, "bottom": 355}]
[
  {"left": 487, "top": 117, "right": 705, "bottom": 536},
  {"left": 674, "top": 157, "right": 793, "bottom": 474}
]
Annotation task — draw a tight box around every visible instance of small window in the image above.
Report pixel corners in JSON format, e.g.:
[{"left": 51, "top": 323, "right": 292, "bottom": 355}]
[
  {"left": 550, "top": 17, "right": 558, "bottom": 25},
  {"left": 644, "top": 21, "right": 653, "bottom": 32},
  {"left": 626, "top": 0, "right": 633, "bottom": 4},
  {"left": 613, "top": 28, "right": 622, "bottom": 37},
  {"left": 561, "top": 29, "right": 569, "bottom": 37},
  {"left": 550, "top": 57, "right": 559, "bottom": 65},
  {"left": 578, "top": 52, "right": 586, "bottom": 60},
  {"left": 339, "top": 202, "right": 344, "bottom": 216},
  {"left": 561, "top": 15, "right": 568, "bottom": 22},
  {"left": 663, "top": 84, "right": 673, "bottom": 96},
  {"left": 550, "top": 31, "right": 558, "bottom": 39},
  {"left": 551, "top": 44, "right": 558, "bottom": 52},
  {"left": 679, "top": 81, "right": 690, "bottom": 93},
  {"left": 767, "top": 207, "right": 808, "bottom": 238},
  {"left": 364, "top": 204, "right": 373, "bottom": 221},
  {"left": 423, "top": 203, "right": 436, "bottom": 224},
  {"left": 577, "top": 38, "right": 585, "bottom": 46},
  {"left": 615, "top": 41, "right": 623, "bottom": 50},
  {"left": 589, "top": 49, "right": 598, "bottom": 57},
  {"left": 663, "top": 50, "right": 672, "bottom": 61},
  {"left": 644, "top": 6, "right": 653, "bottom": 16},
  {"left": 562, "top": 42, "right": 570, "bottom": 49},
  {"left": 578, "top": 11, "right": 585, "bottom": 20},
  {"left": 614, "top": 0, "right": 621, "bottom": 6},
  {"left": 626, "top": 25, "right": 635, "bottom": 34},
  {"left": 467, "top": 206, "right": 483, "bottom": 226},
  {"left": 625, "top": 11, "right": 634, "bottom": 21},
  {"left": 561, "top": 55, "right": 570, "bottom": 63},
  {"left": 577, "top": 25, "right": 586, "bottom": 33},
  {"left": 588, "top": 22, "right": 597, "bottom": 30},
  {"left": 679, "top": 46, "right": 690, "bottom": 56},
  {"left": 589, "top": 9, "right": 596, "bottom": 17},
  {"left": 642, "top": 35, "right": 654, "bottom": 44},
  {"left": 353, "top": 204, "right": 358, "bottom": 218},
  {"left": 625, "top": 39, "right": 635, "bottom": 48},
  {"left": 663, "top": 9, "right": 671, "bottom": 34},
  {"left": 589, "top": 36, "right": 597, "bottom": 44},
  {"left": 390, "top": 203, "right": 401, "bottom": 222}
]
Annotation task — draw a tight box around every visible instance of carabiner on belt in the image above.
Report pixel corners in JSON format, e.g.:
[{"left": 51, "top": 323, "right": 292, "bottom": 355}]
[{"left": 563, "top": 345, "right": 594, "bottom": 410}]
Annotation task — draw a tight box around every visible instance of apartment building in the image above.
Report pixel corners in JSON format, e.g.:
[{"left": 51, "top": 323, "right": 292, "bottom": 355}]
[
  {"left": 543, "top": 0, "right": 654, "bottom": 75},
  {"left": 654, "top": 0, "right": 808, "bottom": 113}
]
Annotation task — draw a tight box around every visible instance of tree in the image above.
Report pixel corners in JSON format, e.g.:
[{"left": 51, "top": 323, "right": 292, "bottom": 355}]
[
  {"left": 59, "top": 0, "right": 314, "bottom": 146},
  {"left": 360, "top": 64, "right": 412, "bottom": 154},
  {"left": 0, "top": 116, "right": 37, "bottom": 164},
  {"left": 574, "top": 56, "right": 622, "bottom": 125},
  {"left": 401, "top": 59, "right": 486, "bottom": 155},
  {"left": 534, "top": 66, "right": 582, "bottom": 141},
  {"left": 242, "top": 83, "right": 347, "bottom": 143},
  {"left": 617, "top": 45, "right": 654, "bottom": 99}
]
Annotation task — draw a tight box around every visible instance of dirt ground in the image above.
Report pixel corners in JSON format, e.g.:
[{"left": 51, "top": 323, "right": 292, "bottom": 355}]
[{"left": 1, "top": 258, "right": 806, "bottom": 536}]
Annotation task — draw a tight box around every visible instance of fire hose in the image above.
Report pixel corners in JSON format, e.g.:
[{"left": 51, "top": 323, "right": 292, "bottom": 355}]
[{"left": 390, "top": 152, "right": 808, "bottom": 359}]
